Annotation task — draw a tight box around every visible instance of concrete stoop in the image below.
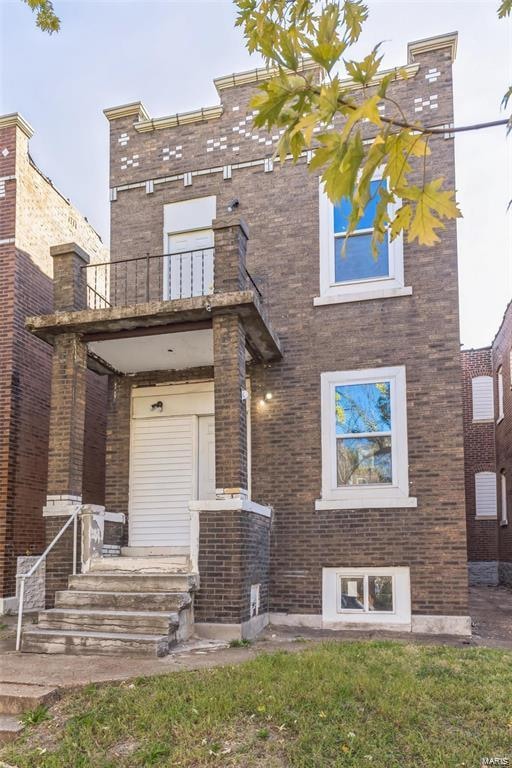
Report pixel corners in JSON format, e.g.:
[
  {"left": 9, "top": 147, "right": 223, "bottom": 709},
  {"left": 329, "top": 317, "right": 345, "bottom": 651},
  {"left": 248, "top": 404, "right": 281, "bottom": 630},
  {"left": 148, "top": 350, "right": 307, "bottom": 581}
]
[
  {"left": 0, "top": 683, "right": 59, "bottom": 743},
  {"left": 21, "top": 560, "right": 198, "bottom": 657}
]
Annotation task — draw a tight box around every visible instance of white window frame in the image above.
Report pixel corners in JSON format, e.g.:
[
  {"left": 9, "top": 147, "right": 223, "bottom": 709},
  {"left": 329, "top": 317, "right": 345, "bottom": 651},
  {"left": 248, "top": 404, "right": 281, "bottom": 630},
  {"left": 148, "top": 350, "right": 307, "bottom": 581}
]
[
  {"left": 316, "top": 366, "right": 416, "bottom": 510},
  {"left": 471, "top": 375, "right": 494, "bottom": 422},
  {"left": 322, "top": 566, "right": 411, "bottom": 627},
  {"left": 315, "top": 179, "right": 411, "bottom": 306},
  {"left": 475, "top": 471, "right": 497, "bottom": 519},
  {"left": 337, "top": 573, "right": 394, "bottom": 614},
  {"left": 497, "top": 366, "right": 504, "bottom": 423},
  {"left": 501, "top": 471, "right": 508, "bottom": 526}
]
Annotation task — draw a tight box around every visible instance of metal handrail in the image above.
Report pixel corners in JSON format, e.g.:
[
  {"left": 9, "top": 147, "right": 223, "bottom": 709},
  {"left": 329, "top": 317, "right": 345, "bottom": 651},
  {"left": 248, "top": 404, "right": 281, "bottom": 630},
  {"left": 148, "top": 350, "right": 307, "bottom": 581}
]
[
  {"left": 80, "top": 248, "right": 214, "bottom": 272},
  {"left": 15, "top": 504, "right": 81, "bottom": 652}
]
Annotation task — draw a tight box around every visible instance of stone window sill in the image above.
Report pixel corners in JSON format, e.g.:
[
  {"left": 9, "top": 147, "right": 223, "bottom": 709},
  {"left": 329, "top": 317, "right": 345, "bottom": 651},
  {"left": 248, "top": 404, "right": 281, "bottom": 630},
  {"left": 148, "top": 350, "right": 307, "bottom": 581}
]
[
  {"left": 314, "top": 286, "right": 412, "bottom": 306},
  {"left": 315, "top": 495, "right": 417, "bottom": 511}
]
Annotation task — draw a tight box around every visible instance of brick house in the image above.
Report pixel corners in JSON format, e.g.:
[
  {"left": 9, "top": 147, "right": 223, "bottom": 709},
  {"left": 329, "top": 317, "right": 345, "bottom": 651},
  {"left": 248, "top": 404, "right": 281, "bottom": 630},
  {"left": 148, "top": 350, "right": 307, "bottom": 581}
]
[
  {"left": 0, "top": 113, "right": 108, "bottom": 614},
  {"left": 460, "top": 348, "right": 499, "bottom": 584},
  {"left": 20, "top": 32, "right": 472, "bottom": 655},
  {"left": 460, "top": 303, "right": 512, "bottom": 588}
]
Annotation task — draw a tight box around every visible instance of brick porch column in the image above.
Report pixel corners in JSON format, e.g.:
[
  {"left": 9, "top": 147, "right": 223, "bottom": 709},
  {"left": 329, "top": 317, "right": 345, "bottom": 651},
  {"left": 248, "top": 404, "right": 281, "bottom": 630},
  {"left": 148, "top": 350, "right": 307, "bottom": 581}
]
[
  {"left": 44, "top": 243, "right": 90, "bottom": 604},
  {"left": 213, "top": 214, "right": 249, "bottom": 293},
  {"left": 213, "top": 314, "right": 248, "bottom": 497}
]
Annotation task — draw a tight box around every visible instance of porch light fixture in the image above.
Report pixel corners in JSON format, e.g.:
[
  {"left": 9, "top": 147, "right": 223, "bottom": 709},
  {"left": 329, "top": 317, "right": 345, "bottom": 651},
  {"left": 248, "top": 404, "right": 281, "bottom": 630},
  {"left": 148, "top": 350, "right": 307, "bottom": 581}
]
[
  {"left": 241, "top": 388, "right": 249, "bottom": 402},
  {"left": 264, "top": 392, "right": 273, "bottom": 401},
  {"left": 227, "top": 198, "right": 239, "bottom": 212},
  {"left": 258, "top": 392, "right": 273, "bottom": 407},
  {"left": 151, "top": 400, "right": 163, "bottom": 412}
]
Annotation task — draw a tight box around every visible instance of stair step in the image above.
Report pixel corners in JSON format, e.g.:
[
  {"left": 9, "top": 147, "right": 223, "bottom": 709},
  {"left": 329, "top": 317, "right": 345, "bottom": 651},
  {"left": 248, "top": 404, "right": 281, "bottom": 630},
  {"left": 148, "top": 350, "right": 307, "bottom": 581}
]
[
  {"left": 0, "top": 683, "right": 58, "bottom": 715},
  {"left": 55, "top": 589, "right": 192, "bottom": 612},
  {"left": 0, "top": 714, "right": 24, "bottom": 743},
  {"left": 37, "top": 608, "right": 179, "bottom": 634},
  {"left": 68, "top": 572, "right": 198, "bottom": 593},
  {"left": 89, "top": 556, "right": 190, "bottom": 574},
  {"left": 21, "top": 628, "right": 174, "bottom": 657}
]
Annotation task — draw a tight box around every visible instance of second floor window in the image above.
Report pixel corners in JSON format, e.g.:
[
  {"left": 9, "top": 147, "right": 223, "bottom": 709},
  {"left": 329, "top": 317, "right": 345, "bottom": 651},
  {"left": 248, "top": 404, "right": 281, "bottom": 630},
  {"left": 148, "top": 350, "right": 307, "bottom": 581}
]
[
  {"left": 316, "top": 178, "right": 409, "bottom": 306},
  {"left": 333, "top": 179, "right": 390, "bottom": 284},
  {"left": 497, "top": 366, "right": 504, "bottom": 422}
]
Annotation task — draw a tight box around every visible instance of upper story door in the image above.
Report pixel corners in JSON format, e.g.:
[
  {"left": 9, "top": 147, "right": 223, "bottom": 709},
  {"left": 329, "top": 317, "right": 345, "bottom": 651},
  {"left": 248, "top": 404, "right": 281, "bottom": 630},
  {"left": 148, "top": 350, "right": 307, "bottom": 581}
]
[{"left": 163, "top": 196, "right": 216, "bottom": 300}]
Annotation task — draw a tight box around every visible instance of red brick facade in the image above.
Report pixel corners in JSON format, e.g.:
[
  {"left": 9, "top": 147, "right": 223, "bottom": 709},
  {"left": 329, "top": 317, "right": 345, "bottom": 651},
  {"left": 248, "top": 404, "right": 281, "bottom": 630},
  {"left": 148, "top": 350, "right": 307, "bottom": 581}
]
[
  {"left": 460, "top": 348, "right": 498, "bottom": 583},
  {"left": 492, "top": 301, "right": 512, "bottom": 585},
  {"left": 0, "top": 115, "right": 107, "bottom": 609}
]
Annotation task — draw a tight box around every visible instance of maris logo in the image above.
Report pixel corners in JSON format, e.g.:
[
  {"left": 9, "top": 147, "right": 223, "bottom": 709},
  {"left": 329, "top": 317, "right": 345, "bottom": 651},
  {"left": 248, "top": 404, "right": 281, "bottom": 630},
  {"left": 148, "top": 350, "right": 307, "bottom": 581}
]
[{"left": 481, "top": 759, "right": 510, "bottom": 766}]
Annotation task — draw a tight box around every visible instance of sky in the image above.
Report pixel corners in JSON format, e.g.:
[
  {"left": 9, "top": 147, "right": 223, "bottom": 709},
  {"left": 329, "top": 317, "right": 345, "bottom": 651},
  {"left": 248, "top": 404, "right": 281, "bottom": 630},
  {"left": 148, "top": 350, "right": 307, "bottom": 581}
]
[{"left": 0, "top": 0, "right": 511, "bottom": 348}]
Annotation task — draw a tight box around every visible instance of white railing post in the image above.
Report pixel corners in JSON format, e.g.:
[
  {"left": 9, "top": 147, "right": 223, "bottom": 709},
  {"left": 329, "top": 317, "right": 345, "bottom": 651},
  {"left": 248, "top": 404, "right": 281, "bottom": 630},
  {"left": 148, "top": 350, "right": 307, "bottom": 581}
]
[
  {"left": 15, "top": 504, "right": 81, "bottom": 653},
  {"left": 15, "top": 577, "right": 26, "bottom": 652}
]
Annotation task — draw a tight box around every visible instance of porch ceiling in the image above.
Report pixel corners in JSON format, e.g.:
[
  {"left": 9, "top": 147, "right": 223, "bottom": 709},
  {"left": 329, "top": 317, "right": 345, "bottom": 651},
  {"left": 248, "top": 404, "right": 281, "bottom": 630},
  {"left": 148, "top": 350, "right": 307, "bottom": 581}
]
[
  {"left": 25, "top": 291, "right": 282, "bottom": 365},
  {"left": 88, "top": 329, "right": 214, "bottom": 374}
]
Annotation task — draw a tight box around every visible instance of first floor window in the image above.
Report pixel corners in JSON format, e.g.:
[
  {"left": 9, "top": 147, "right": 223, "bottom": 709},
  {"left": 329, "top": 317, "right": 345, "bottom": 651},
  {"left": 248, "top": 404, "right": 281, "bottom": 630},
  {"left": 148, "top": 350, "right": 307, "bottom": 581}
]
[
  {"left": 475, "top": 471, "right": 497, "bottom": 518},
  {"left": 318, "top": 366, "right": 415, "bottom": 509}
]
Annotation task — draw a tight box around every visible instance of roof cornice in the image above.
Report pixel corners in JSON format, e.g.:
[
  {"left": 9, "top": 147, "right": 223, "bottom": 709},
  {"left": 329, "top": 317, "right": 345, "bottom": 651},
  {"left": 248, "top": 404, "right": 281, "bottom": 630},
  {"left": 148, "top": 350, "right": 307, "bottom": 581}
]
[
  {"left": 104, "top": 101, "right": 150, "bottom": 122},
  {"left": 407, "top": 32, "right": 458, "bottom": 64},
  {"left": 0, "top": 113, "right": 34, "bottom": 139},
  {"left": 134, "top": 105, "right": 223, "bottom": 133},
  {"left": 214, "top": 58, "right": 320, "bottom": 92}
]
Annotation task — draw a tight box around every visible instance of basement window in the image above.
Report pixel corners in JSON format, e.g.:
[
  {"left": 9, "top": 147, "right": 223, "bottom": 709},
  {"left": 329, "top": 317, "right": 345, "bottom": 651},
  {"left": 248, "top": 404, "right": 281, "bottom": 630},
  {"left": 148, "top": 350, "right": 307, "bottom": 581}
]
[{"left": 322, "top": 567, "right": 411, "bottom": 626}]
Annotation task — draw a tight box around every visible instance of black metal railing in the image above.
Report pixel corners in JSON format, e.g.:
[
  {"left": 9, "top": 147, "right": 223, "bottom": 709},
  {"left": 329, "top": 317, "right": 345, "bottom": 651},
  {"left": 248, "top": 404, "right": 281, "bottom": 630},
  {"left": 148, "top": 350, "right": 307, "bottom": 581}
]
[
  {"left": 82, "top": 248, "right": 264, "bottom": 310},
  {"left": 82, "top": 248, "right": 215, "bottom": 309}
]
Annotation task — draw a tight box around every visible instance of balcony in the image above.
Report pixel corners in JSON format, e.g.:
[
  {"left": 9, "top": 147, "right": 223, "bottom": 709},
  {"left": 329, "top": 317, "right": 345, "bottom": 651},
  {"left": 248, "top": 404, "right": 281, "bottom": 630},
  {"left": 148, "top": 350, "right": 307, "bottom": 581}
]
[{"left": 26, "top": 217, "right": 281, "bottom": 368}]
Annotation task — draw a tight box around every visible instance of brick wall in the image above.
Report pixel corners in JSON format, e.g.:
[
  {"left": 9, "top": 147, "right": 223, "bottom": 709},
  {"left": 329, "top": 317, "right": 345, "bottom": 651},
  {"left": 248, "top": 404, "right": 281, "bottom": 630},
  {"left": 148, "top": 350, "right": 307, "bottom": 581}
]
[
  {"left": 105, "top": 39, "right": 468, "bottom": 620},
  {"left": 0, "top": 116, "right": 107, "bottom": 602},
  {"left": 195, "top": 507, "right": 271, "bottom": 625},
  {"left": 460, "top": 348, "right": 498, "bottom": 582},
  {"left": 492, "top": 301, "right": 512, "bottom": 585}
]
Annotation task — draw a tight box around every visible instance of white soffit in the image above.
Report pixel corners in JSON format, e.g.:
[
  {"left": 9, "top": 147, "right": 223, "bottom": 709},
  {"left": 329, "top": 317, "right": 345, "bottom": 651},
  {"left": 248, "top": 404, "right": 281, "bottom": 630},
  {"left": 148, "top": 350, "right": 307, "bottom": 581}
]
[{"left": 89, "top": 330, "right": 214, "bottom": 373}]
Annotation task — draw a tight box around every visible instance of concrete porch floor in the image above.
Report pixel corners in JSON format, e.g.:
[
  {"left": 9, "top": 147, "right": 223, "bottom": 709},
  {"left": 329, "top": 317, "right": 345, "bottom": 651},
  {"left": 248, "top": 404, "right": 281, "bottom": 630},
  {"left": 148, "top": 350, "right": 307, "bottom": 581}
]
[{"left": 0, "top": 586, "right": 510, "bottom": 689}]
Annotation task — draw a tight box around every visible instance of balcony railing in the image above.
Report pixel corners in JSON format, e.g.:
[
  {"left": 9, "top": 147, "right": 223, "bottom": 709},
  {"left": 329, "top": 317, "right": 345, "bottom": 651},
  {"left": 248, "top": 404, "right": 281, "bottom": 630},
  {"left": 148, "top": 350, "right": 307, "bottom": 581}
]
[{"left": 82, "top": 248, "right": 262, "bottom": 310}]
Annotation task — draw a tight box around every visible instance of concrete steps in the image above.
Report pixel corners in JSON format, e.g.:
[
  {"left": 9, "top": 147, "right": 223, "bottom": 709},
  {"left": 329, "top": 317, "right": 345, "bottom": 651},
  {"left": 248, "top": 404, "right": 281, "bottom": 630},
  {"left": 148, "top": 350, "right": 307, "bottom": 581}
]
[
  {"left": 55, "top": 589, "right": 191, "bottom": 612},
  {"left": 67, "top": 572, "right": 197, "bottom": 593},
  {"left": 90, "top": 555, "right": 191, "bottom": 573},
  {"left": 21, "top": 628, "right": 173, "bottom": 656},
  {"left": 37, "top": 608, "right": 179, "bottom": 635},
  {"left": 0, "top": 715, "right": 24, "bottom": 744},
  {"left": 21, "top": 565, "right": 197, "bottom": 657},
  {"left": 0, "top": 683, "right": 58, "bottom": 743}
]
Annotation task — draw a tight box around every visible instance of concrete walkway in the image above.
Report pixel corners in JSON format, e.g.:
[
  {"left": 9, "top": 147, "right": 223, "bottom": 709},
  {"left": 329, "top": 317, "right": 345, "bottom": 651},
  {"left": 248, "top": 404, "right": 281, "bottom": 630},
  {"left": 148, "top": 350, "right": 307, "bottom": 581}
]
[{"left": 0, "top": 585, "right": 510, "bottom": 690}]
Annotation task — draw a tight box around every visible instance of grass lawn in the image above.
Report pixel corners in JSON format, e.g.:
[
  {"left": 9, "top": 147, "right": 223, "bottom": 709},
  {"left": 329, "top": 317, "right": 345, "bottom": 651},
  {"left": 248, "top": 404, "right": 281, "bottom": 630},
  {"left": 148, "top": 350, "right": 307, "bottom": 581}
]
[{"left": 2, "top": 641, "right": 511, "bottom": 767}]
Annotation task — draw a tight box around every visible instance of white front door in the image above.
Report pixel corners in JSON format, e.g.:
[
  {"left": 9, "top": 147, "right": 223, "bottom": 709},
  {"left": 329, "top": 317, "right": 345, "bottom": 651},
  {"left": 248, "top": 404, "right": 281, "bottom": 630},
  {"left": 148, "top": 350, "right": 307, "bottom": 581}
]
[
  {"left": 128, "top": 384, "right": 215, "bottom": 549},
  {"left": 164, "top": 196, "right": 216, "bottom": 300}
]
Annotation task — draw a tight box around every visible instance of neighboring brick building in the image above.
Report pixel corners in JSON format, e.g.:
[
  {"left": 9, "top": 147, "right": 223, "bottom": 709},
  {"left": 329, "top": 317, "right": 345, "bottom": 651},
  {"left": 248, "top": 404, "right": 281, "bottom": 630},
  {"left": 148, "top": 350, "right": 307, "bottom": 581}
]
[
  {"left": 460, "top": 348, "right": 498, "bottom": 584},
  {"left": 492, "top": 300, "right": 512, "bottom": 585},
  {"left": 0, "top": 113, "right": 108, "bottom": 613},
  {"left": 21, "top": 32, "right": 473, "bottom": 655}
]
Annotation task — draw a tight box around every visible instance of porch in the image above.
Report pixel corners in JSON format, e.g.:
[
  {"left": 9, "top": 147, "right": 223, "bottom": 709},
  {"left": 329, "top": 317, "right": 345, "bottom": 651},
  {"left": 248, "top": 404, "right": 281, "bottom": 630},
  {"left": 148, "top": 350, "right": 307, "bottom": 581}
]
[{"left": 21, "top": 213, "right": 281, "bottom": 654}]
